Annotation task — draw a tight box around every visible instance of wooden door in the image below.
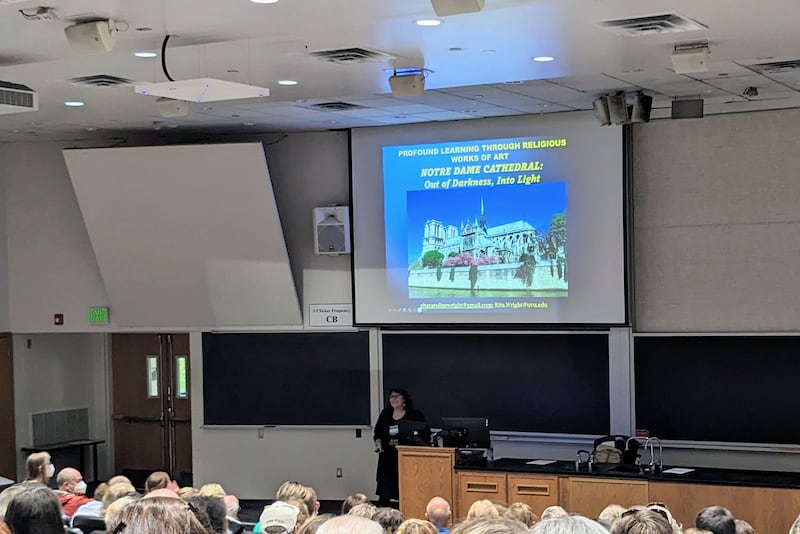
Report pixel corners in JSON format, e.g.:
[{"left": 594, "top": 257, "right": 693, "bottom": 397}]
[
  {"left": 0, "top": 335, "right": 15, "bottom": 479},
  {"left": 456, "top": 472, "right": 508, "bottom": 520},
  {"left": 507, "top": 474, "right": 560, "bottom": 514},
  {"left": 111, "top": 334, "right": 192, "bottom": 487}
]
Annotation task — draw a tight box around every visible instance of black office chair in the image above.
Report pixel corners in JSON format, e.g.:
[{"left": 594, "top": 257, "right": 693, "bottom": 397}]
[{"left": 72, "top": 515, "right": 107, "bottom": 534}]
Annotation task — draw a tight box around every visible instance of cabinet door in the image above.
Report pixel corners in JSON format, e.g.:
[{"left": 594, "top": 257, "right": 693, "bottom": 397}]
[
  {"left": 507, "top": 474, "right": 559, "bottom": 515},
  {"left": 566, "top": 477, "right": 648, "bottom": 518},
  {"left": 650, "top": 481, "right": 800, "bottom": 534},
  {"left": 457, "top": 472, "right": 508, "bottom": 520}
]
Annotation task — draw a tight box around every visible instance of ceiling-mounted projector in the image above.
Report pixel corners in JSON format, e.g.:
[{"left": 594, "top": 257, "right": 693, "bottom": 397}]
[
  {"left": 0, "top": 81, "right": 38, "bottom": 115},
  {"left": 64, "top": 20, "right": 116, "bottom": 54},
  {"left": 135, "top": 78, "right": 270, "bottom": 103},
  {"left": 389, "top": 73, "right": 425, "bottom": 97}
]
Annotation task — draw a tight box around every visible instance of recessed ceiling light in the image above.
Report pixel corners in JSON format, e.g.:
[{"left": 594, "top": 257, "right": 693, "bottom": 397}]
[
  {"left": 135, "top": 27, "right": 152, "bottom": 32},
  {"left": 415, "top": 19, "right": 442, "bottom": 27},
  {"left": 450, "top": 47, "right": 462, "bottom": 52},
  {"left": 278, "top": 80, "right": 298, "bottom": 86},
  {"left": 250, "top": 0, "right": 279, "bottom": 3},
  {"left": 533, "top": 56, "right": 555, "bottom": 62},
  {"left": 86, "top": 127, "right": 97, "bottom": 131},
  {"left": 134, "top": 51, "right": 157, "bottom": 58},
  {"left": 504, "top": 80, "right": 523, "bottom": 84},
  {"left": 64, "top": 101, "right": 85, "bottom": 107},
  {"left": 243, "top": 121, "right": 255, "bottom": 126}
]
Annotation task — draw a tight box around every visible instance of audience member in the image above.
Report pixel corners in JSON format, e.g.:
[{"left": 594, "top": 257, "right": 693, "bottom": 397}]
[
  {"left": 540, "top": 505, "right": 569, "bottom": 521},
  {"left": 22, "top": 452, "right": 52, "bottom": 485},
  {"left": 297, "top": 514, "right": 335, "bottom": 534},
  {"left": 103, "top": 494, "right": 140, "bottom": 524},
  {"left": 144, "top": 487, "right": 182, "bottom": 500},
  {"left": 284, "top": 497, "right": 311, "bottom": 530},
  {"left": 106, "top": 496, "right": 208, "bottom": 534},
  {"left": 180, "top": 486, "right": 200, "bottom": 499},
  {"left": 612, "top": 509, "right": 672, "bottom": 534},
  {"left": 107, "top": 475, "right": 132, "bottom": 486},
  {"left": 54, "top": 467, "right": 93, "bottom": 516},
  {"left": 453, "top": 516, "right": 530, "bottom": 534},
  {"left": 224, "top": 494, "right": 240, "bottom": 519},
  {"left": 466, "top": 500, "right": 499, "bottom": 519},
  {"left": 277, "top": 481, "right": 320, "bottom": 518},
  {"left": 200, "top": 483, "right": 227, "bottom": 498},
  {"left": 426, "top": 497, "right": 452, "bottom": 534},
  {"left": 187, "top": 495, "right": 228, "bottom": 534},
  {"left": 684, "top": 530, "right": 714, "bottom": 534},
  {"left": 73, "top": 478, "right": 136, "bottom": 523},
  {"left": 145, "top": 471, "right": 180, "bottom": 493},
  {"left": 374, "top": 507, "right": 405, "bottom": 534},
  {"left": 734, "top": 519, "right": 754, "bottom": 534},
  {"left": 4, "top": 485, "right": 65, "bottom": 534},
  {"left": 791, "top": 513, "right": 800, "bottom": 534},
  {"left": 504, "top": 502, "right": 538, "bottom": 528},
  {"left": 260, "top": 500, "right": 301, "bottom": 534},
  {"left": 342, "top": 492, "right": 371, "bottom": 515},
  {"left": 99, "top": 482, "right": 137, "bottom": 516},
  {"left": 349, "top": 502, "right": 379, "bottom": 519},
  {"left": 532, "top": 515, "right": 608, "bottom": 534},
  {"left": 0, "top": 519, "right": 9, "bottom": 534},
  {"left": 696, "top": 506, "right": 736, "bottom": 534},
  {"left": 0, "top": 484, "right": 26, "bottom": 520},
  {"left": 396, "top": 518, "right": 438, "bottom": 534},
  {"left": 317, "top": 515, "right": 382, "bottom": 534},
  {"left": 598, "top": 504, "right": 627, "bottom": 528}
]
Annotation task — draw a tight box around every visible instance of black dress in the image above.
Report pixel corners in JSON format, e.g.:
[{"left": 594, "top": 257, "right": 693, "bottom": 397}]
[{"left": 373, "top": 407, "right": 427, "bottom": 503}]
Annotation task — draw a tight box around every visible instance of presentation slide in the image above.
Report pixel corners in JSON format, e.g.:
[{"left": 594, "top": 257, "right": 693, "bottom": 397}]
[{"left": 352, "top": 112, "right": 625, "bottom": 325}]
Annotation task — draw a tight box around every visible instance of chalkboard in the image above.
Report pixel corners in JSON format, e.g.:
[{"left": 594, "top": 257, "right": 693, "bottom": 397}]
[
  {"left": 635, "top": 336, "right": 800, "bottom": 443},
  {"left": 382, "top": 333, "right": 610, "bottom": 434},
  {"left": 202, "top": 332, "right": 371, "bottom": 426}
]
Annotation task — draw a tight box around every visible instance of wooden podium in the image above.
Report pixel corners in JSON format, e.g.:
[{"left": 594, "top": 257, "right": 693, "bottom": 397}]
[{"left": 397, "top": 446, "right": 456, "bottom": 519}]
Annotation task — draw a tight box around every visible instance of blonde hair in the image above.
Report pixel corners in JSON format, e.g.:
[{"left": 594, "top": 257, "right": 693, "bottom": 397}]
[
  {"left": 467, "top": 500, "right": 499, "bottom": 519},
  {"left": 504, "top": 502, "right": 538, "bottom": 527},
  {"left": 285, "top": 497, "right": 311, "bottom": 530},
  {"left": 101, "top": 482, "right": 137, "bottom": 515},
  {"left": 178, "top": 487, "right": 199, "bottom": 499},
  {"left": 348, "top": 502, "right": 378, "bottom": 519},
  {"left": 396, "top": 518, "right": 438, "bottom": 534},
  {"left": 24, "top": 452, "right": 51, "bottom": 484},
  {"left": 598, "top": 504, "right": 627, "bottom": 527},
  {"left": 277, "top": 481, "right": 319, "bottom": 517},
  {"left": 104, "top": 495, "right": 139, "bottom": 522},
  {"left": 106, "top": 496, "right": 207, "bottom": 534},
  {"left": 297, "top": 514, "right": 335, "bottom": 534},
  {"left": 199, "top": 483, "right": 226, "bottom": 498},
  {"left": 145, "top": 471, "right": 171, "bottom": 493}
]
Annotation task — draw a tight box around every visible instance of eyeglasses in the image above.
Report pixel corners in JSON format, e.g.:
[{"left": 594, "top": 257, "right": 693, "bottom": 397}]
[
  {"left": 621, "top": 507, "right": 669, "bottom": 522},
  {"left": 389, "top": 394, "right": 403, "bottom": 399}
]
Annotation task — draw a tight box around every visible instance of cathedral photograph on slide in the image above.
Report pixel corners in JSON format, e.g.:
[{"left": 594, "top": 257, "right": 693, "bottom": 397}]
[{"left": 406, "top": 183, "right": 567, "bottom": 298}]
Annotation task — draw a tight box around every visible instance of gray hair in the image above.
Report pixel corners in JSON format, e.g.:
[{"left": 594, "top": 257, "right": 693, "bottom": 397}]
[
  {"left": 348, "top": 502, "right": 378, "bottom": 519},
  {"left": 791, "top": 514, "right": 800, "bottom": 534},
  {"left": 453, "top": 515, "right": 531, "bottom": 534},
  {"left": 540, "top": 506, "right": 569, "bottom": 521},
  {"left": 317, "top": 515, "right": 383, "bottom": 534},
  {"left": 0, "top": 484, "right": 27, "bottom": 520},
  {"left": 610, "top": 510, "right": 671, "bottom": 534},
  {"left": 533, "top": 515, "right": 609, "bottom": 534}
]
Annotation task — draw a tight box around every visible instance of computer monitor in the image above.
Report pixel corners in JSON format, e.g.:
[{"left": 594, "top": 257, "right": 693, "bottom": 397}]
[
  {"left": 440, "top": 417, "right": 490, "bottom": 448},
  {"left": 398, "top": 419, "right": 432, "bottom": 446}
]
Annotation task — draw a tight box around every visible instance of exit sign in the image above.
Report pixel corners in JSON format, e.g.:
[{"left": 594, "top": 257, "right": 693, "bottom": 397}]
[{"left": 88, "top": 307, "right": 109, "bottom": 325}]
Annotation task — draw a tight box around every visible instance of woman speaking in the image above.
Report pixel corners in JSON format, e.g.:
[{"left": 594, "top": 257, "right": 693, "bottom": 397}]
[{"left": 373, "top": 388, "right": 427, "bottom": 506}]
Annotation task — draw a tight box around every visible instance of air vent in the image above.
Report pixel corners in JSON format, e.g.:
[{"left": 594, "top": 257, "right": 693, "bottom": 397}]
[
  {"left": 308, "top": 47, "right": 394, "bottom": 64},
  {"left": 309, "top": 101, "right": 364, "bottom": 112},
  {"left": 68, "top": 74, "right": 133, "bottom": 87},
  {"left": 597, "top": 13, "right": 708, "bottom": 37},
  {"left": 750, "top": 60, "right": 800, "bottom": 74},
  {"left": 0, "top": 80, "right": 37, "bottom": 114}
]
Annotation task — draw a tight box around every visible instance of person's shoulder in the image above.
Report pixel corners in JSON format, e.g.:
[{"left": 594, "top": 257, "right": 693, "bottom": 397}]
[{"left": 407, "top": 408, "right": 427, "bottom": 421}]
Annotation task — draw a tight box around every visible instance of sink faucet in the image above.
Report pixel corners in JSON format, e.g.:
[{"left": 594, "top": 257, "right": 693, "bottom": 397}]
[{"left": 644, "top": 437, "right": 663, "bottom": 473}]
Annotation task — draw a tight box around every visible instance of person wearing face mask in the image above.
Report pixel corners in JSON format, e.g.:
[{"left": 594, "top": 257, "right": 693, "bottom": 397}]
[
  {"left": 54, "top": 467, "right": 92, "bottom": 517},
  {"left": 23, "top": 451, "right": 54, "bottom": 485}
]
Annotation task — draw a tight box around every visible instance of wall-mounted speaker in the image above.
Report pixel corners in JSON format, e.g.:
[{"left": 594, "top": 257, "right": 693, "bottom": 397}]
[
  {"left": 313, "top": 206, "right": 351, "bottom": 255},
  {"left": 671, "top": 99, "right": 704, "bottom": 119},
  {"left": 64, "top": 20, "right": 116, "bottom": 55},
  {"left": 606, "top": 93, "right": 629, "bottom": 124},
  {"left": 631, "top": 93, "right": 653, "bottom": 123}
]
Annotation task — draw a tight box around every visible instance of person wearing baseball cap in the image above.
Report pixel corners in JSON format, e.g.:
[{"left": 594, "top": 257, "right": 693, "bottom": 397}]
[{"left": 260, "top": 501, "right": 301, "bottom": 534}]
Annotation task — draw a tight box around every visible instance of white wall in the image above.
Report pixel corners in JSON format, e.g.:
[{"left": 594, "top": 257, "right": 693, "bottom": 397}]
[
  {"left": 1, "top": 142, "right": 109, "bottom": 333},
  {"left": 12, "top": 333, "right": 109, "bottom": 480}
]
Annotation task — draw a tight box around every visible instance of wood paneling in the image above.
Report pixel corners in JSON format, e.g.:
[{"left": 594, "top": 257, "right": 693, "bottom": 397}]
[
  {"left": 565, "top": 477, "right": 648, "bottom": 518},
  {"left": 507, "top": 474, "right": 559, "bottom": 515},
  {"left": 650, "top": 481, "right": 800, "bottom": 534},
  {"left": 398, "top": 446, "right": 455, "bottom": 521},
  {"left": 456, "top": 472, "right": 508, "bottom": 520}
]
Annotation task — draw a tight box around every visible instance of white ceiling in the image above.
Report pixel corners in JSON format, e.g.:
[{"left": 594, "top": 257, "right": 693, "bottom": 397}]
[{"left": 2, "top": 0, "right": 800, "bottom": 141}]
